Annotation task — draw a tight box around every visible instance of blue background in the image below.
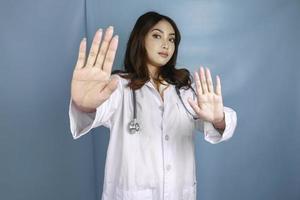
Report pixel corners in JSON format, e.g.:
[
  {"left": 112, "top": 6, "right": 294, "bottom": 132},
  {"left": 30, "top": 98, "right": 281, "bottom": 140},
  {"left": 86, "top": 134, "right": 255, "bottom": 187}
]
[{"left": 0, "top": 0, "right": 299, "bottom": 199}]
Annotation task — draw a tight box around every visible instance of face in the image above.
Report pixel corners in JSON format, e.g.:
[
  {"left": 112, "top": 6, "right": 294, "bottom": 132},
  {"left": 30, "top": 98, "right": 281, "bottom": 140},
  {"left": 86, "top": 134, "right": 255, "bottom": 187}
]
[{"left": 144, "top": 20, "right": 176, "bottom": 71}]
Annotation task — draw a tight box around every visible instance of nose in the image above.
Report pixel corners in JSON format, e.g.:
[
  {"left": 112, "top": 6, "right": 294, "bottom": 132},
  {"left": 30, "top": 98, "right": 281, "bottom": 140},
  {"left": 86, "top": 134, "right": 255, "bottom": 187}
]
[{"left": 162, "top": 40, "right": 169, "bottom": 49}]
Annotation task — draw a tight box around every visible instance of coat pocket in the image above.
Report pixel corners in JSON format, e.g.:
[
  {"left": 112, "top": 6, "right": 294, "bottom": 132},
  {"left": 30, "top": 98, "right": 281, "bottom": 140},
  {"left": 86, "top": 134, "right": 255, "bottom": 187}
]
[{"left": 115, "top": 187, "right": 153, "bottom": 200}]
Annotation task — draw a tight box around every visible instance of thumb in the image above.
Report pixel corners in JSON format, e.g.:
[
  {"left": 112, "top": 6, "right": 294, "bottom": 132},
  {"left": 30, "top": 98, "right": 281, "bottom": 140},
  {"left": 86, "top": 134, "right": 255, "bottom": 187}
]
[{"left": 101, "top": 76, "right": 119, "bottom": 96}]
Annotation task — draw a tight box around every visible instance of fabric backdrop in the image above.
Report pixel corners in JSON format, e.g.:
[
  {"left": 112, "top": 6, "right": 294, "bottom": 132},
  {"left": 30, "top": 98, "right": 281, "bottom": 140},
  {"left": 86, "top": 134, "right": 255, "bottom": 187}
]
[{"left": 0, "top": 0, "right": 299, "bottom": 199}]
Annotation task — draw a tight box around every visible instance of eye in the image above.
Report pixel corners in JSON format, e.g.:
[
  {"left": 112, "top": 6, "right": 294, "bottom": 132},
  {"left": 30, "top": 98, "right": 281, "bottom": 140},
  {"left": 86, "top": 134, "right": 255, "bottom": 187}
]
[
  {"left": 169, "top": 38, "right": 175, "bottom": 43},
  {"left": 152, "top": 34, "right": 161, "bottom": 39}
]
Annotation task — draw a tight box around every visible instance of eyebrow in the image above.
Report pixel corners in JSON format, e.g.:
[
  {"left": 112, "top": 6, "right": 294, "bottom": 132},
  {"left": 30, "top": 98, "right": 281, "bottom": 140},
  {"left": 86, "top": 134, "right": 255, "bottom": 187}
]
[{"left": 151, "top": 28, "right": 175, "bottom": 36}]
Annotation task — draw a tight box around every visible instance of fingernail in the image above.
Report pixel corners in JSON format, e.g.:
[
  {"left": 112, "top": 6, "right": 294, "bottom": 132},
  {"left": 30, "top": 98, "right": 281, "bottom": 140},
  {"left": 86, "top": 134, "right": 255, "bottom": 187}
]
[
  {"left": 115, "top": 35, "right": 119, "bottom": 40},
  {"left": 96, "top": 29, "right": 102, "bottom": 40},
  {"left": 108, "top": 26, "right": 114, "bottom": 31}
]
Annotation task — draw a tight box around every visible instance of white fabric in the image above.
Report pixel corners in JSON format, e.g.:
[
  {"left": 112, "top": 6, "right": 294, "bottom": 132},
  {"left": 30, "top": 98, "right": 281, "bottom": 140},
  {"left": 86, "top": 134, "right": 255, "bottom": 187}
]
[{"left": 69, "top": 74, "right": 237, "bottom": 200}]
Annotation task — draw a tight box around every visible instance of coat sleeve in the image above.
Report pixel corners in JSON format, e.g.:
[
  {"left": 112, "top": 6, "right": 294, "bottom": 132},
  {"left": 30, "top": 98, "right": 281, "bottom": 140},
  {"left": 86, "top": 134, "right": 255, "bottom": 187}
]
[
  {"left": 195, "top": 106, "right": 237, "bottom": 144},
  {"left": 68, "top": 75, "right": 123, "bottom": 139}
]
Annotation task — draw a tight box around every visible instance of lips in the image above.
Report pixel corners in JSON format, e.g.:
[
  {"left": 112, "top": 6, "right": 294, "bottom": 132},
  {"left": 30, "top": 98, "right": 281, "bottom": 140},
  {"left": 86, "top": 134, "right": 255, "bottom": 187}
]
[{"left": 158, "top": 52, "right": 168, "bottom": 58}]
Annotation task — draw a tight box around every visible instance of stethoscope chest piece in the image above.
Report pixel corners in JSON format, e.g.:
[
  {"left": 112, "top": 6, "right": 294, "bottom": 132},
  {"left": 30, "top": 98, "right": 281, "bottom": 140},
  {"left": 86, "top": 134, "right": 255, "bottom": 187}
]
[{"left": 128, "top": 118, "right": 140, "bottom": 134}]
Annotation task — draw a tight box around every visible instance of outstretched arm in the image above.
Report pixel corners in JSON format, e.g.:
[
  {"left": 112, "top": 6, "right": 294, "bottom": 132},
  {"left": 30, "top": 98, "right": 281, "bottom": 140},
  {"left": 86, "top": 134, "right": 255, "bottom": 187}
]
[
  {"left": 71, "top": 26, "right": 119, "bottom": 113},
  {"left": 188, "top": 66, "right": 226, "bottom": 134}
]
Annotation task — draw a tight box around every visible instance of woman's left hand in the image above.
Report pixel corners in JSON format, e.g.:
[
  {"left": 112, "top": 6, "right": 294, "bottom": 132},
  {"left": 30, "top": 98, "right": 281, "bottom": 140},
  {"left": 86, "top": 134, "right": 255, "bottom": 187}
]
[{"left": 188, "top": 66, "right": 225, "bottom": 130}]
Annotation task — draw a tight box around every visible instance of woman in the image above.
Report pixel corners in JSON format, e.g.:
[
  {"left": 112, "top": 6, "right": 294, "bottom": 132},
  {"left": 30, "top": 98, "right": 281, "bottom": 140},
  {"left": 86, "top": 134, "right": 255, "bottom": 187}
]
[{"left": 69, "top": 11, "right": 237, "bottom": 200}]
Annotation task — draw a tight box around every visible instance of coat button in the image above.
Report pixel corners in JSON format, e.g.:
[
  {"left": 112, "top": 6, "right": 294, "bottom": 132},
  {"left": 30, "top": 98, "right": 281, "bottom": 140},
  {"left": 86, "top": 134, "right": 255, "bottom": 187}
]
[
  {"left": 159, "top": 105, "right": 164, "bottom": 111},
  {"left": 166, "top": 164, "right": 172, "bottom": 171},
  {"left": 165, "top": 135, "right": 169, "bottom": 141}
]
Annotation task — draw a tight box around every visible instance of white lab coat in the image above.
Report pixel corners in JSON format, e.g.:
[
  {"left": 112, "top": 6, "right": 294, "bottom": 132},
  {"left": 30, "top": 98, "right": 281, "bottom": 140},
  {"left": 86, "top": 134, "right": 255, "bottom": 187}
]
[{"left": 69, "top": 74, "right": 237, "bottom": 200}]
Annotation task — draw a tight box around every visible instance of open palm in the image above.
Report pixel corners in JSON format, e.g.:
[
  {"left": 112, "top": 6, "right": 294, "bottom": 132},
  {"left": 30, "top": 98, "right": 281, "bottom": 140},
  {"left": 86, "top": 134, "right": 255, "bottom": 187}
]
[
  {"left": 71, "top": 26, "right": 119, "bottom": 112},
  {"left": 188, "top": 67, "right": 224, "bottom": 124}
]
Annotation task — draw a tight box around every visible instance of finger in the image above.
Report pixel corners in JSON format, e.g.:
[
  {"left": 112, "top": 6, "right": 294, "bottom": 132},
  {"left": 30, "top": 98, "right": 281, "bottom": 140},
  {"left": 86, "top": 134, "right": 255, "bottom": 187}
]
[
  {"left": 205, "top": 67, "right": 214, "bottom": 93},
  {"left": 86, "top": 28, "right": 103, "bottom": 67},
  {"left": 199, "top": 66, "right": 208, "bottom": 94},
  {"left": 188, "top": 98, "right": 200, "bottom": 114},
  {"left": 194, "top": 71, "right": 203, "bottom": 95},
  {"left": 102, "top": 35, "right": 119, "bottom": 75},
  {"left": 94, "top": 26, "right": 114, "bottom": 69},
  {"left": 75, "top": 38, "right": 87, "bottom": 69},
  {"left": 215, "top": 75, "right": 222, "bottom": 96}
]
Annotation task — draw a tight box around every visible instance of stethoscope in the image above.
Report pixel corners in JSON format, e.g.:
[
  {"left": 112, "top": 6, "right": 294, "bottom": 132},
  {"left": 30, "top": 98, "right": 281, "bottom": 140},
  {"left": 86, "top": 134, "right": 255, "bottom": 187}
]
[{"left": 128, "top": 86, "right": 199, "bottom": 134}]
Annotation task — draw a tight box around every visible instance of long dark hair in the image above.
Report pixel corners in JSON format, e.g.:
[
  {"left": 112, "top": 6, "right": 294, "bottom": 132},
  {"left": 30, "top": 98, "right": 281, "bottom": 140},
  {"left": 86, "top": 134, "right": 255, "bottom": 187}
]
[{"left": 112, "top": 11, "right": 192, "bottom": 90}]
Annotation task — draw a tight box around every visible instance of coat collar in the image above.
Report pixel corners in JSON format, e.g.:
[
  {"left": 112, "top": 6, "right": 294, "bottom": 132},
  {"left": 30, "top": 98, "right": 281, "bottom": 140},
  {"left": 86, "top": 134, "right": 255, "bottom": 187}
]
[{"left": 145, "top": 79, "right": 170, "bottom": 92}]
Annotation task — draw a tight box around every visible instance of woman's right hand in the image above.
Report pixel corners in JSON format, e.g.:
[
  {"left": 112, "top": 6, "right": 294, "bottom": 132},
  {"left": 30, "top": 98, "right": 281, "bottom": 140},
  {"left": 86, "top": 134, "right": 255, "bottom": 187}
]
[{"left": 71, "top": 26, "right": 119, "bottom": 113}]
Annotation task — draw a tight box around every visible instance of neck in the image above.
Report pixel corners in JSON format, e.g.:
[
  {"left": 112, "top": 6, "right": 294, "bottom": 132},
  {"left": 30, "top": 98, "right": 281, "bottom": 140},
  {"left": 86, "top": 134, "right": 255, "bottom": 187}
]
[{"left": 147, "top": 64, "right": 159, "bottom": 80}]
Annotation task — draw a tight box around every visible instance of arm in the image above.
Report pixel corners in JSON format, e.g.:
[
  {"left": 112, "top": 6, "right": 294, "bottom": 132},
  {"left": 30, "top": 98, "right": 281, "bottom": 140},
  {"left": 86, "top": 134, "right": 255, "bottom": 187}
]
[
  {"left": 69, "top": 75, "right": 122, "bottom": 139},
  {"left": 69, "top": 26, "right": 120, "bottom": 139},
  {"left": 189, "top": 66, "right": 237, "bottom": 144}
]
